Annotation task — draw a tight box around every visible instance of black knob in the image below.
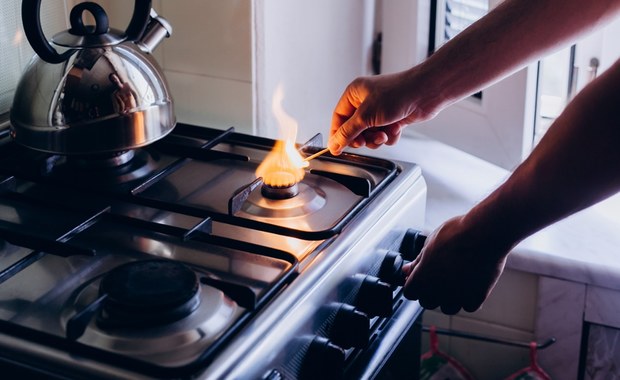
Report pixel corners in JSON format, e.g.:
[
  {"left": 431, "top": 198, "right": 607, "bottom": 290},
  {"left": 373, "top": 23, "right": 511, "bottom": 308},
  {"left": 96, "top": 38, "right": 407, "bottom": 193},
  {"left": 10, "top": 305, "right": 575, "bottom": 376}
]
[
  {"left": 354, "top": 275, "right": 393, "bottom": 318},
  {"left": 300, "top": 336, "right": 345, "bottom": 380},
  {"left": 328, "top": 303, "right": 370, "bottom": 349},
  {"left": 378, "top": 250, "right": 409, "bottom": 287},
  {"left": 400, "top": 228, "right": 427, "bottom": 261}
]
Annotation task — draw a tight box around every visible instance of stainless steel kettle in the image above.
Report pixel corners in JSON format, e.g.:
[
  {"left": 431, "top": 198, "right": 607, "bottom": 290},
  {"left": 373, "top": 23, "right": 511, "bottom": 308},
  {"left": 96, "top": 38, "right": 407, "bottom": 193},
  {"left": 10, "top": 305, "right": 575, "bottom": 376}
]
[{"left": 10, "top": 0, "right": 175, "bottom": 155}]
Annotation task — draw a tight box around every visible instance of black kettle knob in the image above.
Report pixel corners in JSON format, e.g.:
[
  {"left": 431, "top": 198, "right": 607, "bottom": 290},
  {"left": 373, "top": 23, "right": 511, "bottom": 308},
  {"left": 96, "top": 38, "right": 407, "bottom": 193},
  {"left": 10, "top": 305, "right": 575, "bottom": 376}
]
[
  {"left": 22, "top": 0, "right": 152, "bottom": 64},
  {"left": 68, "top": 2, "right": 109, "bottom": 36}
]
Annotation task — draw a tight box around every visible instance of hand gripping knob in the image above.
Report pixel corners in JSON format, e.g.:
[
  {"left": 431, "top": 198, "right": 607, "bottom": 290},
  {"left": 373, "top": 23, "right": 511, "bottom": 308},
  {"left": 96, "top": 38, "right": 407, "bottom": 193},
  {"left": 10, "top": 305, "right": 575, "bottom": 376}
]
[
  {"left": 378, "top": 250, "right": 409, "bottom": 287},
  {"left": 399, "top": 228, "right": 427, "bottom": 261}
]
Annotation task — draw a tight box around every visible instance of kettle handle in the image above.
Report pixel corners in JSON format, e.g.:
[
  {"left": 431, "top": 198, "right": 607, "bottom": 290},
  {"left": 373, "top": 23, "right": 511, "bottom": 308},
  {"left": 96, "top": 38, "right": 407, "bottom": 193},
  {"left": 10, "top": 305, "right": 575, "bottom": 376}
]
[{"left": 21, "top": 0, "right": 153, "bottom": 64}]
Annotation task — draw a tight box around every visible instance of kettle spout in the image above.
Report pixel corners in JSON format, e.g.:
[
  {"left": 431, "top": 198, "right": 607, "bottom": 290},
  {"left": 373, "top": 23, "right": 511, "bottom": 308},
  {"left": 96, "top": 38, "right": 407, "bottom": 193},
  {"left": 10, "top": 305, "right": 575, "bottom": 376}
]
[{"left": 136, "top": 9, "right": 172, "bottom": 54}]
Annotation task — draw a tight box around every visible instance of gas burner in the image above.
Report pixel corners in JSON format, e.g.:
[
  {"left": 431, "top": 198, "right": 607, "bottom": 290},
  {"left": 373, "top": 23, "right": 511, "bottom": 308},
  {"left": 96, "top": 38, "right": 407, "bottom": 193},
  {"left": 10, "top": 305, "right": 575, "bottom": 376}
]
[
  {"left": 60, "top": 260, "right": 243, "bottom": 365},
  {"left": 261, "top": 182, "right": 299, "bottom": 199},
  {"left": 44, "top": 149, "right": 160, "bottom": 187},
  {"left": 242, "top": 182, "right": 326, "bottom": 218},
  {"left": 98, "top": 260, "right": 200, "bottom": 328},
  {"left": 66, "top": 150, "right": 136, "bottom": 169}
]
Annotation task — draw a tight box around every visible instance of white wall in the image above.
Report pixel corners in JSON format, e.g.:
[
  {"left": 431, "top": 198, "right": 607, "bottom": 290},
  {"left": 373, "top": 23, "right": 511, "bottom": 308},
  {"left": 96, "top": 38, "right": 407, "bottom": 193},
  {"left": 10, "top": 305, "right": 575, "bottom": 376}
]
[{"left": 253, "top": 0, "right": 376, "bottom": 143}]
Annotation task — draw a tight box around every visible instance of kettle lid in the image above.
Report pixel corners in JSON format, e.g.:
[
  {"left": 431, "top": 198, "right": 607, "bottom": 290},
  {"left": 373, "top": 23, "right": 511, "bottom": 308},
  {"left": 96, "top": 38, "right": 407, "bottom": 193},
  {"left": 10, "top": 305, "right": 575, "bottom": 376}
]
[
  {"left": 22, "top": 0, "right": 152, "bottom": 63},
  {"left": 51, "top": 2, "right": 125, "bottom": 48}
]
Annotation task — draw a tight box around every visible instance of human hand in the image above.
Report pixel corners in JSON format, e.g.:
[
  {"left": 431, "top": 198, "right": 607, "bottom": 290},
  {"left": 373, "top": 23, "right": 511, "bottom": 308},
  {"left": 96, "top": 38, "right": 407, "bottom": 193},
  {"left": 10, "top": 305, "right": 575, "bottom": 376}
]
[
  {"left": 402, "top": 216, "right": 512, "bottom": 315},
  {"left": 328, "top": 70, "right": 438, "bottom": 155}
]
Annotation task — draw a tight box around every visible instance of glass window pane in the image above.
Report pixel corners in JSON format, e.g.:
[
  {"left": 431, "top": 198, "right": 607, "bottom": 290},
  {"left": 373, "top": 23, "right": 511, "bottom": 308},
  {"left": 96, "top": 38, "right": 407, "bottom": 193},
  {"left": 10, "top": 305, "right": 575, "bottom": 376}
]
[{"left": 534, "top": 46, "right": 573, "bottom": 146}]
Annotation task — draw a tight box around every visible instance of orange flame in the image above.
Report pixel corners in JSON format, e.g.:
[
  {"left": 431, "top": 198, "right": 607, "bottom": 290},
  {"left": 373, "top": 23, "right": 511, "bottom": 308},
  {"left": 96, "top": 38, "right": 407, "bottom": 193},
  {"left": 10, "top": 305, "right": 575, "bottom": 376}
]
[{"left": 256, "top": 86, "right": 308, "bottom": 187}]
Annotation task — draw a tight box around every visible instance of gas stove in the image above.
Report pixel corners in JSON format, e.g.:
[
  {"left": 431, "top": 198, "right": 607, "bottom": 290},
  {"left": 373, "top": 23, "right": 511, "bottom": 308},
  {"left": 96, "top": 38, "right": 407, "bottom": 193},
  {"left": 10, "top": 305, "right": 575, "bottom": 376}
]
[{"left": 0, "top": 123, "right": 426, "bottom": 379}]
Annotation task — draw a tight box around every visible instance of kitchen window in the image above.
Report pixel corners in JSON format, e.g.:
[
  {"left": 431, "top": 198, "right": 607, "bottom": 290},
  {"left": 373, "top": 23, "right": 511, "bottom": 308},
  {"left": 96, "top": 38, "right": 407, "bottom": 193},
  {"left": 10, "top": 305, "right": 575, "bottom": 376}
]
[
  {"left": 436, "top": 0, "right": 490, "bottom": 100},
  {"left": 381, "top": 0, "right": 620, "bottom": 170},
  {"left": 439, "top": 0, "right": 489, "bottom": 47}
]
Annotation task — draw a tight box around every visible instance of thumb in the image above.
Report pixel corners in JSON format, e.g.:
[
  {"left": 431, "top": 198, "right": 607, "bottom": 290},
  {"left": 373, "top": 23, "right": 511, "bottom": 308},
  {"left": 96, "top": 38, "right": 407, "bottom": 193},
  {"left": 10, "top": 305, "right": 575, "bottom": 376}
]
[{"left": 402, "top": 261, "right": 414, "bottom": 277}]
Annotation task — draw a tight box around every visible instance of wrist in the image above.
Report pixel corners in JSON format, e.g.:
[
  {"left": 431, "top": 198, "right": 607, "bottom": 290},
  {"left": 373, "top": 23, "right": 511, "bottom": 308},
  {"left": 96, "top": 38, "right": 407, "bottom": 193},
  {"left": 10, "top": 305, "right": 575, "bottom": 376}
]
[
  {"left": 400, "top": 61, "right": 456, "bottom": 120},
  {"left": 459, "top": 197, "right": 524, "bottom": 260}
]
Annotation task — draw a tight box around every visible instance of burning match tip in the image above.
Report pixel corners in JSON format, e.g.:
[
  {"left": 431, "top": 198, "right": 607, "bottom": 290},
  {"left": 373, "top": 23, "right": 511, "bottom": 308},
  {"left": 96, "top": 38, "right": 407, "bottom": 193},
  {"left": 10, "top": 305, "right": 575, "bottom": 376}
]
[{"left": 302, "top": 148, "right": 330, "bottom": 162}]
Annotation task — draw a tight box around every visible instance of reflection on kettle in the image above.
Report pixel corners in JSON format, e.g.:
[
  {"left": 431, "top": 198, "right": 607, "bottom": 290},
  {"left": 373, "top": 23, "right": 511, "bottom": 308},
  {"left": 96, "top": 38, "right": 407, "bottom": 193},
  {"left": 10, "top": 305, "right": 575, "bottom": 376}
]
[
  {"left": 109, "top": 73, "right": 138, "bottom": 115},
  {"left": 10, "top": 0, "right": 176, "bottom": 155}
]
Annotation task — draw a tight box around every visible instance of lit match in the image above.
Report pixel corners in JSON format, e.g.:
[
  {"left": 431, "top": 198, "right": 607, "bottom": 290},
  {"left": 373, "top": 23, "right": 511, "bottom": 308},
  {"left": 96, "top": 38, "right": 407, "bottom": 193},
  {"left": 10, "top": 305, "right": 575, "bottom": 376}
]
[{"left": 302, "top": 148, "right": 329, "bottom": 162}]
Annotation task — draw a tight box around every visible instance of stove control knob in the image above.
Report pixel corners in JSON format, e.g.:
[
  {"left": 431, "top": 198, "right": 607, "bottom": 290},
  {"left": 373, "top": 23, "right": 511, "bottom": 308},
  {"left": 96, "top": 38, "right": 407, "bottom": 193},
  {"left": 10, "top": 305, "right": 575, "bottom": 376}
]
[
  {"left": 300, "top": 336, "right": 345, "bottom": 380},
  {"left": 400, "top": 228, "right": 427, "bottom": 261},
  {"left": 378, "top": 250, "right": 409, "bottom": 287},
  {"left": 354, "top": 275, "right": 393, "bottom": 317},
  {"left": 328, "top": 303, "right": 370, "bottom": 349}
]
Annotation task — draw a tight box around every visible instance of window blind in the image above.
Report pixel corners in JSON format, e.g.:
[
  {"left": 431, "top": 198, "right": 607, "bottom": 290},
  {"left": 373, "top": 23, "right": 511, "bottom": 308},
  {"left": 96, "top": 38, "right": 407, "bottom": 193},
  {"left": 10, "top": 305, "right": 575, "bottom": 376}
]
[{"left": 444, "top": 0, "right": 489, "bottom": 42}]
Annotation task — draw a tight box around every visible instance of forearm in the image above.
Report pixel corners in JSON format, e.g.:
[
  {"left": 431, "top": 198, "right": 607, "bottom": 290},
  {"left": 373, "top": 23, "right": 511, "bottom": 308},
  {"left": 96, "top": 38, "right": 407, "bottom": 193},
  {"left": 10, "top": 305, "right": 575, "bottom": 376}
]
[
  {"left": 410, "top": 0, "right": 620, "bottom": 111},
  {"left": 463, "top": 59, "right": 620, "bottom": 251}
]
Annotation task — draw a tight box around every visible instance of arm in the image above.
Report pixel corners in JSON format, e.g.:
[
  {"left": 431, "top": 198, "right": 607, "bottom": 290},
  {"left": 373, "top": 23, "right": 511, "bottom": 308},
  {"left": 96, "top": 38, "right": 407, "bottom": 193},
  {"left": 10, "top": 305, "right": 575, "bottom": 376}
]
[
  {"left": 403, "top": 59, "right": 620, "bottom": 314},
  {"left": 328, "top": 0, "right": 620, "bottom": 154}
]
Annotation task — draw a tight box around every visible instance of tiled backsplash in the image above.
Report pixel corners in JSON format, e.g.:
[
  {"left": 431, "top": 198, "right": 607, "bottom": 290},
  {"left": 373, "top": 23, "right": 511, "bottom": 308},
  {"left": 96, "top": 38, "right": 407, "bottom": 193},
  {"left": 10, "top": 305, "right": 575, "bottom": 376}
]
[
  {"left": 99, "top": 0, "right": 253, "bottom": 134},
  {"left": 0, "top": 0, "right": 68, "bottom": 117}
]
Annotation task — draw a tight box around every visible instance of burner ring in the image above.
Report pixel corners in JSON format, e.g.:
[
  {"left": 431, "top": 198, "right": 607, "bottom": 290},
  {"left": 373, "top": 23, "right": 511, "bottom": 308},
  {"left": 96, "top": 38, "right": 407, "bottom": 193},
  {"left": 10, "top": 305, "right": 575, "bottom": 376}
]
[
  {"left": 99, "top": 260, "right": 200, "bottom": 327},
  {"left": 68, "top": 150, "right": 136, "bottom": 169},
  {"left": 242, "top": 182, "right": 327, "bottom": 218},
  {"left": 261, "top": 182, "right": 300, "bottom": 199}
]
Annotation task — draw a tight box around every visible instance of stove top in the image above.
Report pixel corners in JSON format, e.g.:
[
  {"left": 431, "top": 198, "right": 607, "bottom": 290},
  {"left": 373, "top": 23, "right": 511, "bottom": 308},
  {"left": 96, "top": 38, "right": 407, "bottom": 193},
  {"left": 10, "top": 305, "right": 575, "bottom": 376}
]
[{"left": 0, "top": 123, "right": 417, "bottom": 378}]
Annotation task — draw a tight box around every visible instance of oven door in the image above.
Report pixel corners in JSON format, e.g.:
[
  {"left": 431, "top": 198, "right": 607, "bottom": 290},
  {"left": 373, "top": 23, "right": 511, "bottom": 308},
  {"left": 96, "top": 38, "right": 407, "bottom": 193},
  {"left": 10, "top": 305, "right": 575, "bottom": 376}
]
[{"left": 345, "top": 299, "right": 423, "bottom": 379}]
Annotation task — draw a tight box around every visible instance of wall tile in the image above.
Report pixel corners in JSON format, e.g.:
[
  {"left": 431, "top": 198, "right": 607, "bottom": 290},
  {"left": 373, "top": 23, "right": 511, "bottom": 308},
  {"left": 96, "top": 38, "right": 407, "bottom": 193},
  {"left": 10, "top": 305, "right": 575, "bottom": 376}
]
[
  {"left": 462, "top": 269, "right": 538, "bottom": 331},
  {"left": 165, "top": 70, "right": 252, "bottom": 133},
  {"left": 160, "top": 0, "right": 251, "bottom": 82},
  {"left": 585, "top": 285, "right": 620, "bottom": 329},
  {"left": 536, "top": 276, "right": 586, "bottom": 380},
  {"left": 1, "top": 0, "right": 68, "bottom": 114}
]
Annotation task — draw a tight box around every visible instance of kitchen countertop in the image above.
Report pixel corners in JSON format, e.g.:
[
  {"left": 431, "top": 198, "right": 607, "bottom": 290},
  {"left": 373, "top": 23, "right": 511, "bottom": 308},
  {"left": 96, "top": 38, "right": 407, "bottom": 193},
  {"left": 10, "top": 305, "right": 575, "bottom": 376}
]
[{"left": 357, "top": 133, "right": 620, "bottom": 292}]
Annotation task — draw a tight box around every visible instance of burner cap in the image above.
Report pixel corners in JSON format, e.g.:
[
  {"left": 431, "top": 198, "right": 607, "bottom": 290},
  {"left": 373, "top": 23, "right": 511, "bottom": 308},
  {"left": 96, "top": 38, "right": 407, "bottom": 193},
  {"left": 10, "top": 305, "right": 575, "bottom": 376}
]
[{"left": 99, "top": 260, "right": 200, "bottom": 327}]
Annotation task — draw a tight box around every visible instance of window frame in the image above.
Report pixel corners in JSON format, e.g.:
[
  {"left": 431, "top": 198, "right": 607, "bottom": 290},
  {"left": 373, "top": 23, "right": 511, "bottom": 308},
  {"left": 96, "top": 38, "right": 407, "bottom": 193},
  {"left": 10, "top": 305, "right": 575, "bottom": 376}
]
[{"left": 381, "top": 0, "right": 539, "bottom": 170}]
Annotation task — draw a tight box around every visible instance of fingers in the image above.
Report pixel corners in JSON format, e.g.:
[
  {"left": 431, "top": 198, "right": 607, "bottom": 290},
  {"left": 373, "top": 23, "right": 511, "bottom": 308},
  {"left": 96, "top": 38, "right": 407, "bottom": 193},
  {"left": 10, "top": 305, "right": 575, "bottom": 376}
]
[
  {"left": 330, "top": 123, "right": 403, "bottom": 153},
  {"left": 330, "top": 85, "right": 365, "bottom": 155},
  {"left": 329, "top": 114, "right": 367, "bottom": 155},
  {"left": 403, "top": 260, "right": 479, "bottom": 315},
  {"left": 383, "top": 124, "right": 403, "bottom": 145},
  {"left": 360, "top": 129, "right": 388, "bottom": 149},
  {"left": 329, "top": 75, "right": 409, "bottom": 154}
]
